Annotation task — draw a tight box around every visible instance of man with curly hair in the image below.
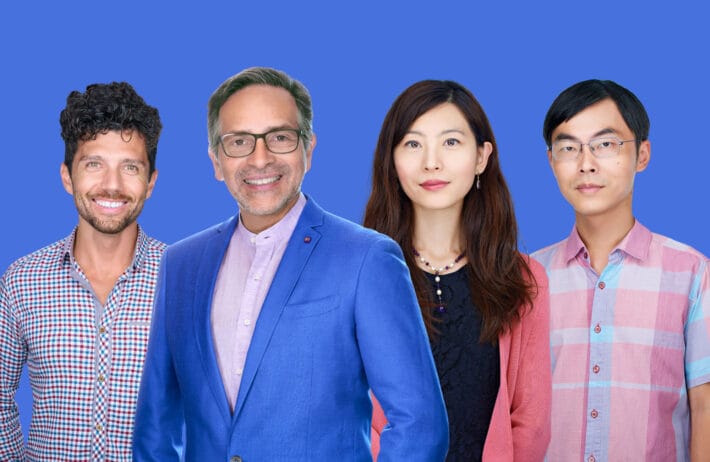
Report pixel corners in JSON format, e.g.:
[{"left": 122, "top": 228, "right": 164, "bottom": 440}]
[{"left": 0, "top": 82, "right": 166, "bottom": 460}]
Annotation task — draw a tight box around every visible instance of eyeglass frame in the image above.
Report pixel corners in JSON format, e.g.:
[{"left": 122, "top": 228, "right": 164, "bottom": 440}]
[
  {"left": 218, "top": 128, "right": 305, "bottom": 158},
  {"left": 548, "top": 137, "right": 637, "bottom": 161}
]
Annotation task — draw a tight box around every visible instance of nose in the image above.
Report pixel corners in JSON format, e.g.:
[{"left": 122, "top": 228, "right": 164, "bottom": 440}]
[
  {"left": 578, "top": 144, "right": 597, "bottom": 173},
  {"left": 423, "top": 146, "right": 441, "bottom": 171},
  {"left": 101, "top": 164, "right": 123, "bottom": 192},
  {"left": 247, "top": 138, "right": 274, "bottom": 169}
]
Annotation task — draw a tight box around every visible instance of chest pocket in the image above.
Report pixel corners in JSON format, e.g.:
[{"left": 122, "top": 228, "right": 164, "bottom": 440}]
[{"left": 281, "top": 295, "right": 340, "bottom": 319}]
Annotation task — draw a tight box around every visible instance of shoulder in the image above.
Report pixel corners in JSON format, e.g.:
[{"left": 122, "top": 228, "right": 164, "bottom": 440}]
[
  {"left": 530, "top": 238, "right": 567, "bottom": 271},
  {"left": 507, "top": 254, "right": 550, "bottom": 338},
  {"left": 648, "top": 230, "right": 708, "bottom": 269},
  {"left": 165, "top": 216, "right": 237, "bottom": 258},
  {"left": 2, "top": 237, "right": 67, "bottom": 286}
]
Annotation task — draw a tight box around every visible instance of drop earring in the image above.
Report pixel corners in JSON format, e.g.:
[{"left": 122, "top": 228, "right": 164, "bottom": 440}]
[{"left": 476, "top": 173, "right": 481, "bottom": 190}]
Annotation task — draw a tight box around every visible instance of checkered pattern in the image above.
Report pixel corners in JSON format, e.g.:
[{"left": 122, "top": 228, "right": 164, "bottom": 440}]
[
  {"left": 0, "top": 227, "right": 165, "bottom": 461},
  {"left": 533, "top": 221, "right": 710, "bottom": 462}
]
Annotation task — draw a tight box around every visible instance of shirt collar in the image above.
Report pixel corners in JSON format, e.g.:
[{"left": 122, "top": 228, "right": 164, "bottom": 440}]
[
  {"left": 563, "top": 219, "right": 652, "bottom": 263},
  {"left": 61, "top": 225, "right": 150, "bottom": 271},
  {"left": 236, "top": 193, "right": 307, "bottom": 244}
]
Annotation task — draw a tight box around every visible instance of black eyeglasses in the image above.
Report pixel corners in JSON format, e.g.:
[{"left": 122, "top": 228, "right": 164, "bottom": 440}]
[
  {"left": 550, "top": 137, "right": 636, "bottom": 161},
  {"left": 219, "top": 128, "right": 303, "bottom": 158}
]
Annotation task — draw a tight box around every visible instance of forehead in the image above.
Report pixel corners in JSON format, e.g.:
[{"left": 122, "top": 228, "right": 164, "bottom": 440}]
[
  {"left": 75, "top": 130, "right": 148, "bottom": 162},
  {"left": 552, "top": 98, "right": 632, "bottom": 139},
  {"left": 409, "top": 103, "right": 471, "bottom": 133},
  {"left": 219, "top": 84, "right": 299, "bottom": 132}
]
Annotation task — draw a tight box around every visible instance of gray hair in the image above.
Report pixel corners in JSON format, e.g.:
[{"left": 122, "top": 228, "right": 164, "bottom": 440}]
[{"left": 207, "top": 67, "right": 313, "bottom": 152}]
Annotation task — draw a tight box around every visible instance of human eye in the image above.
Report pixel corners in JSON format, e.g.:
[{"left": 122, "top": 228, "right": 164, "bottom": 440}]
[
  {"left": 553, "top": 141, "right": 579, "bottom": 158},
  {"left": 84, "top": 160, "right": 102, "bottom": 171},
  {"left": 229, "top": 134, "right": 251, "bottom": 147},
  {"left": 122, "top": 163, "right": 142, "bottom": 175},
  {"left": 591, "top": 138, "right": 620, "bottom": 156},
  {"left": 268, "top": 130, "right": 298, "bottom": 144},
  {"left": 443, "top": 138, "right": 460, "bottom": 147},
  {"left": 402, "top": 139, "right": 422, "bottom": 149}
]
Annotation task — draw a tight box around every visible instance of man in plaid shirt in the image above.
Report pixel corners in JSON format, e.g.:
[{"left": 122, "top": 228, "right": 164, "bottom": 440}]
[
  {"left": 533, "top": 79, "right": 710, "bottom": 461},
  {"left": 0, "top": 82, "right": 166, "bottom": 460}
]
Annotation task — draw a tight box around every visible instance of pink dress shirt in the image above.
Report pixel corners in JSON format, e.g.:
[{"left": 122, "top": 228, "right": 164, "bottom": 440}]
[{"left": 211, "top": 194, "right": 306, "bottom": 410}]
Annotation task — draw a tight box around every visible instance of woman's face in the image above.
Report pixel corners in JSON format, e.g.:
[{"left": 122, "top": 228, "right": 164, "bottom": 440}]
[{"left": 394, "top": 103, "right": 491, "bottom": 215}]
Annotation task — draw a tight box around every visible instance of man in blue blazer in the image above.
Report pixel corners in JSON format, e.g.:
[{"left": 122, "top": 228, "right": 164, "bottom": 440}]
[{"left": 132, "top": 67, "right": 448, "bottom": 461}]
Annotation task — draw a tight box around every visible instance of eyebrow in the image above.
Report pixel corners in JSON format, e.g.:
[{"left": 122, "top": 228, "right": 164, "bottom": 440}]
[
  {"left": 553, "top": 128, "right": 618, "bottom": 142},
  {"left": 405, "top": 128, "right": 467, "bottom": 137},
  {"left": 222, "top": 125, "right": 298, "bottom": 136},
  {"left": 77, "top": 155, "right": 147, "bottom": 166}
]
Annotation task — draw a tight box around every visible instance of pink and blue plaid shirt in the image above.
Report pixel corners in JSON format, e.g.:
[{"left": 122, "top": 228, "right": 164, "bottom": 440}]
[
  {"left": 0, "top": 227, "right": 165, "bottom": 461},
  {"left": 533, "top": 221, "right": 710, "bottom": 462}
]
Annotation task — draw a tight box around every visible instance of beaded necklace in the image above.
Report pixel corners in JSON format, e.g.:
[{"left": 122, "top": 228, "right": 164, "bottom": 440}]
[{"left": 413, "top": 249, "right": 465, "bottom": 313}]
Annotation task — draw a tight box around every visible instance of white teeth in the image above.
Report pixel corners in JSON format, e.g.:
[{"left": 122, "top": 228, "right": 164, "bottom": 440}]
[
  {"left": 245, "top": 176, "right": 279, "bottom": 185},
  {"left": 96, "top": 200, "right": 124, "bottom": 209}
]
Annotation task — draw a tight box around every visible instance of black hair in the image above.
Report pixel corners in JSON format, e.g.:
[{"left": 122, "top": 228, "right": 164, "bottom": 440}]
[
  {"left": 60, "top": 81, "right": 161, "bottom": 175},
  {"left": 543, "top": 79, "right": 649, "bottom": 149}
]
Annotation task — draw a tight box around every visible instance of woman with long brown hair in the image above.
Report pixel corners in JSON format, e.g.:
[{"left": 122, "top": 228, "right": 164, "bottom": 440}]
[{"left": 365, "top": 80, "right": 551, "bottom": 461}]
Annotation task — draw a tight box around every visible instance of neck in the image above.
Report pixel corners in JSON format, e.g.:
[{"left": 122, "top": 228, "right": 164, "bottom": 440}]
[
  {"left": 411, "top": 205, "right": 463, "bottom": 265},
  {"left": 73, "top": 221, "right": 139, "bottom": 276},
  {"left": 575, "top": 211, "right": 635, "bottom": 273}
]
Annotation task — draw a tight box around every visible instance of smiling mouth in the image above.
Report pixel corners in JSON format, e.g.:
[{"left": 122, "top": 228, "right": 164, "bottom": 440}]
[
  {"left": 94, "top": 199, "right": 126, "bottom": 209},
  {"left": 244, "top": 175, "right": 281, "bottom": 185}
]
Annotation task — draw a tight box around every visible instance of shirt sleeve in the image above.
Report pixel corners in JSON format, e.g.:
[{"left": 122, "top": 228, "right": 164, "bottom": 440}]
[
  {"left": 0, "top": 274, "right": 27, "bottom": 460},
  {"left": 685, "top": 259, "right": 710, "bottom": 388}
]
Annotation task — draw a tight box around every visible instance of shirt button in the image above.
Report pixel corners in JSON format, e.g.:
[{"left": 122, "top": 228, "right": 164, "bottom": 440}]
[
  {"left": 250, "top": 237, "right": 256, "bottom": 244},
  {"left": 99, "top": 326, "right": 106, "bottom": 334},
  {"left": 591, "top": 409, "right": 599, "bottom": 418},
  {"left": 592, "top": 365, "right": 600, "bottom": 374},
  {"left": 253, "top": 275, "right": 261, "bottom": 281},
  {"left": 588, "top": 456, "right": 596, "bottom": 462},
  {"left": 594, "top": 324, "right": 601, "bottom": 334},
  {"left": 598, "top": 281, "right": 606, "bottom": 289},
  {"left": 583, "top": 252, "right": 589, "bottom": 259},
  {"left": 96, "top": 424, "right": 103, "bottom": 431},
  {"left": 243, "top": 319, "right": 251, "bottom": 326},
  {"left": 98, "top": 374, "right": 105, "bottom": 382},
  {"left": 230, "top": 456, "right": 243, "bottom": 462},
  {"left": 236, "top": 368, "right": 243, "bottom": 375}
]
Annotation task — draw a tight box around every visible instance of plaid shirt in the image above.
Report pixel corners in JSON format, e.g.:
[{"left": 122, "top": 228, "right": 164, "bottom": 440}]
[
  {"left": 533, "top": 221, "right": 710, "bottom": 462},
  {"left": 0, "top": 227, "right": 165, "bottom": 461}
]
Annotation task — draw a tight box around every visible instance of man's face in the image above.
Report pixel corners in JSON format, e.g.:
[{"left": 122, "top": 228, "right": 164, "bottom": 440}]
[
  {"left": 547, "top": 98, "right": 650, "bottom": 222},
  {"left": 61, "top": 130, "right": 157, "bottom": 235},
  {"left": 210, "top": 84, "right": 314, "bottom": 233}
]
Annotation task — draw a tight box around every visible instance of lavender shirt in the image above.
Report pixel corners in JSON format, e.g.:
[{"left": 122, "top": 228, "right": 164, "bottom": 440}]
[{"left": 211, "top": 194, "right": 307, "bottom": 411}]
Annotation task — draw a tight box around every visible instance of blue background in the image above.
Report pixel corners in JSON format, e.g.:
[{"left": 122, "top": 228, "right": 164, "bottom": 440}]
[{"left": 2, "top": 0, "right": 708, "bottom": 438}]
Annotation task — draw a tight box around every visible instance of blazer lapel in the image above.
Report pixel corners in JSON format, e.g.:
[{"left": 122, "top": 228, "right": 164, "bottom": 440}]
[
  {"left": 232, "top": 199, "right": 324, "bottom": 420},
  {"left": 192, "top": 216, "right": 238, "bottom": 425}
]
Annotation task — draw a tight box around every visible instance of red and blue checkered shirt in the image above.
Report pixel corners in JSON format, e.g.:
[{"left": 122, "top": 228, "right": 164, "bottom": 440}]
[
  {"left": 533, "top": 221, "right": 710, "bottom": 462},
  {"left": 0, "top": 227, "right": 165, "bottom": 461}
]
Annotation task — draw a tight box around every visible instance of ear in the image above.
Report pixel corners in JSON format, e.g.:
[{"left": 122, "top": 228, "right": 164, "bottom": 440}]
[
  {"left": 635, "top": 140, "right": 651, "bottom": 172},
  {"left": 476, "top": 141, "right": 493, "bottom": 174},
  {"left": 60, "top": 163, "right": 74, "bottom": 195},
  {"left": 145, "top": 169, "right": 158, "bottom": 199},
  {"left": 209, "top": 149, "right": 225, "bottom": 181},
  {"left": 304, "top": 133, "right": 316, "bottom": 173}
]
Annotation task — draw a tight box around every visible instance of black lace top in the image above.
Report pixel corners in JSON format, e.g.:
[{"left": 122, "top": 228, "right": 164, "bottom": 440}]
[{"left": 425, "top": 267, "right": 500, "bottom": 462}]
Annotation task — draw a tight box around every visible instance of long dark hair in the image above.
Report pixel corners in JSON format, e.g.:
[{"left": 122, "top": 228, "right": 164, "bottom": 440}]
[{"left": 364, "top": 80, "right": 536, "bottom": 343}]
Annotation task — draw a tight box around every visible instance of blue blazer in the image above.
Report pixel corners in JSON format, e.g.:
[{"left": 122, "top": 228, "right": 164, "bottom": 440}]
[{"left": 133, "top": 198, "right": 448, "bottom": 461}]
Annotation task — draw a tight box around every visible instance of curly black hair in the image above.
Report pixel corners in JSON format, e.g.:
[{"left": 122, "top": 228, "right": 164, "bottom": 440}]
[{"left": 60, "top": 82, "right": 162, "bottom": 175}]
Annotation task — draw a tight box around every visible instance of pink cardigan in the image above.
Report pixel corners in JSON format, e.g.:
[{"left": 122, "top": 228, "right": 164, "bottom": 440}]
[{"left": 371, "top": 259, "right": 551, "bottom": 461}]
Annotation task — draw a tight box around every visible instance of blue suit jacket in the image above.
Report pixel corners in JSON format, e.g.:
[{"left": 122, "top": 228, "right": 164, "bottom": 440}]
[{"left": 133, "top": 198, "right": 448, "bottom": 461}]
